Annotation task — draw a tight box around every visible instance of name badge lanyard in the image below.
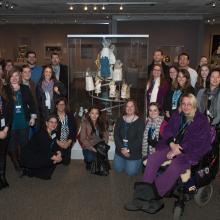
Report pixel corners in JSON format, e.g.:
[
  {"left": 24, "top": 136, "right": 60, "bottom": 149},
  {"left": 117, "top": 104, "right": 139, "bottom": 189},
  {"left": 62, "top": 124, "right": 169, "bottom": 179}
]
[
  {"left": 172, "top": 90, "right": 182, "bottom": 110},
  {"left": 15, "top": 91, "right": 22, "bottom": 114},
  {"left": 123, "top": 121, "right": 129, "bottom": 148},
  {"left": 147, "top": 125, "right": 156, "bottom": 155},
  {"left": 0, "top": 96, "right": 5, "bottom": 128}
]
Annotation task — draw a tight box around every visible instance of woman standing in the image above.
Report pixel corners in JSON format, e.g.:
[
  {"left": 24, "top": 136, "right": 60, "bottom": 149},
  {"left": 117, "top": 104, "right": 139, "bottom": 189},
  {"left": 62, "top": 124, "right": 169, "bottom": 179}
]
[
  {"left": 113, "top": 100, "right": 145, "bottom": 176},
  {"left": 55, "top": 97, "right": 77, "bottom": 165},
  {"left": 0, "top": 80, "right": 12, "bottom": 190},
  {"left": 21, "top": 115, "right": 62, "bottom": 180},
  {"left": 197, "top": 69, "right": 220, "bottom": 127},
  {"left": 164, "top": 69, "right": 195, "bottom": 120},
  {"left": 145, "top": 64, "right": 169, "bottom": 113},
  {"left": 4, "top": 67, "right": 37, "bottom": 174},
  {"left": 195, "top": 64, "right": 210, "bottom": 94},
  {"left": 80, "top": 106, "right": 109, "bottom": 170},
  {"left": 36, "top": 65, "right": 67, "bottom": 124}
]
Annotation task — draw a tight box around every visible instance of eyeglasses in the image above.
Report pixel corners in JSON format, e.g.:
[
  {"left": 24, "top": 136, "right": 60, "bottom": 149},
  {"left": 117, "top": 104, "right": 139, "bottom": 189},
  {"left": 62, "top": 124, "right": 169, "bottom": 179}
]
[{"left": 48, "top": 120, "right": 57, "bottom": 124}]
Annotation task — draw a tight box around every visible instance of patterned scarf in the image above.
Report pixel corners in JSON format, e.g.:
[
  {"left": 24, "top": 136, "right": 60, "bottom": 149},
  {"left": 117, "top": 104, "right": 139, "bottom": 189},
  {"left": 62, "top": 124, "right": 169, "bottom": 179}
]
[
  {"left": 41, "top": 80, "right": 54, "bottom": 100},
  {"left": 142, "top": 115, "right": 164, "bottom": 158},
  {"left": 59, "top": 114, "right": 69, "bottom": 141}
]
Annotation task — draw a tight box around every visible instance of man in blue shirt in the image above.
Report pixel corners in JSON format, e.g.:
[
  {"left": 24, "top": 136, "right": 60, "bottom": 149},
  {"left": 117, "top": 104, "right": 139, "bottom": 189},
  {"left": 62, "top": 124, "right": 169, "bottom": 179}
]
[{"left": 26, "top": 51, "right": 42, "bottom": 85}]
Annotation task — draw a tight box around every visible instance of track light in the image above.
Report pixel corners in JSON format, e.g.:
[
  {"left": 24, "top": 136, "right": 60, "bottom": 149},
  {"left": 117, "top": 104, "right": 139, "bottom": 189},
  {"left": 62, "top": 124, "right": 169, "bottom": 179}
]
[
  {"left": 69, "top": 5, "right": 74, "bottom": 10},
  {"left": 119, "top": 4, "right": 123, "bottom": 11},
  {"left": 101, "top": 5, "right": 106, "bottom": 10},
  {"left": 93, "top": 5, "right": 97, "bottom": 11},
  {"left": 84, "top": 5, "right": 88, "bottom": 11},
  {"left": 211, "top": 2, "right": 216, "bottom": 7}
]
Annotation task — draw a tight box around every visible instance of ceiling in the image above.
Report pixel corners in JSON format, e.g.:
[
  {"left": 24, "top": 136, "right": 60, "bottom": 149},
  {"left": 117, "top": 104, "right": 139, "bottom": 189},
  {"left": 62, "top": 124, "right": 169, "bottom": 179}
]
[{"left": 0, "top": 0, "right": 220, "bottom": 24}]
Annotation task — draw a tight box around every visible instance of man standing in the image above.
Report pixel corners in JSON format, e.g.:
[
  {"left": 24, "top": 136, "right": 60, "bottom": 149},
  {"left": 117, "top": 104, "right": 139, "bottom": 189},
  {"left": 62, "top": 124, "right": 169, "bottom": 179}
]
[
  {"left": 26, "top": 51, "right": 42, "bottom": 85},
  {"left": 147, "top": 49, "right": 169, "bottom": 80},
  {"left": 50, "top": 52, "right": 68, "bottom": 92},
  {"left": 178, "top": 53, "right": 198, "bottom": 88}
]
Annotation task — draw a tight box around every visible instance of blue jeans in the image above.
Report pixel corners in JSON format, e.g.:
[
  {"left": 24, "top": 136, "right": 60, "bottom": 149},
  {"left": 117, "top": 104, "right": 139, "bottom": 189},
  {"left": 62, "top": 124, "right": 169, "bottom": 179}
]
[
  {"left": 82, "top": 149, "right": 96, "bottom": 163},
  {"left": 113, "top": 153, "right": 141, "bottom": 176}
]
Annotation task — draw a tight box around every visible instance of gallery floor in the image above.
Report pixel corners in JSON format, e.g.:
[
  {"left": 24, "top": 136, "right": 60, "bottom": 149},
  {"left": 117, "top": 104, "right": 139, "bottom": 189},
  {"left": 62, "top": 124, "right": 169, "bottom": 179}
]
[{"left": 0, "top": 160, "right": 220, "bottom": 220}]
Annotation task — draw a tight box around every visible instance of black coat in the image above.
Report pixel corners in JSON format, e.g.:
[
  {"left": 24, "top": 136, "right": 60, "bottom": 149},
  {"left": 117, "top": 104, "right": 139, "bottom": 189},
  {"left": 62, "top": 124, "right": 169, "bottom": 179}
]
[
  {"left": 59, "top": 64, "right": 68, "bottom": 92},
  {"left": 36, "top": 80, "right": 67, "bottom": 121},
  {"left": 4, "top": 84, "right": 37, "bottom": 123},
  {"left": 56, "top": 112, "right": 77, "bottom": 142},
  {"left": 164, "top": 86, "right": 195, "bottom": 119},
  {"left": 21, "top": 129, "right": 59, "bottom": 169}
]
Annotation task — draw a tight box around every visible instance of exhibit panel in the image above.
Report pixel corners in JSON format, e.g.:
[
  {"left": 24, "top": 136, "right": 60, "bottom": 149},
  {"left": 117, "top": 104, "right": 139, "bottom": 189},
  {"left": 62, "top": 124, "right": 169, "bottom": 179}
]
[{"left": 67, "top": 35, "right": 149, "bottom": 159}]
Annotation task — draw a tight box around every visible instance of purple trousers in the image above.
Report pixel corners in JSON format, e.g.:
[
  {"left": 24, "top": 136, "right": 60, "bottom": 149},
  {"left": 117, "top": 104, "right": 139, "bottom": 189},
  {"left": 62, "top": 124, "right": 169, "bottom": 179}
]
[{"left": 143, "top": 147, "right": 190, "bottom": 197}]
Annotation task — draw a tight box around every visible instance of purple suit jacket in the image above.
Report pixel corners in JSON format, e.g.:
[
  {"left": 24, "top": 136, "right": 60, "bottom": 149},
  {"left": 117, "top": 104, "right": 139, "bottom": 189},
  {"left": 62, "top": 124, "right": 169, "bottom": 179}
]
[
  {"left": 146, "top": 80, "right": 169, "bottom": 111},
  {"left": 157, "top": 110, "right": 211, "bottom": 165}
]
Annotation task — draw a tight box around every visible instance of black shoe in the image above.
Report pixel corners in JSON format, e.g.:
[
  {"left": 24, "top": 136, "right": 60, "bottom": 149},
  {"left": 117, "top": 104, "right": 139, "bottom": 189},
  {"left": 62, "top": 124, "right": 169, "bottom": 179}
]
[
  {"left": 85, "top": 162, "right": 92, "bottom": 171},
  {"left": 141, "top": 199, "right": 164, "bottom": 214},
  {"left": 124, "top": 199, "right": 146, "bottom": 211},
  {"left": 0, "top": 175, "right": 9, "bottom": 188}
]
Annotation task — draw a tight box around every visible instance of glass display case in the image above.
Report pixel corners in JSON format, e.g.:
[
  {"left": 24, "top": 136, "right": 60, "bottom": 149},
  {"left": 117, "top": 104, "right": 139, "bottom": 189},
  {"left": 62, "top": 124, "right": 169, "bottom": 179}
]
[
  {"left": 67, "top": 34, "right": 149, "bottom": 115},
  {"left": 67, "top": 34, "right": 149, "bottom": 159}
]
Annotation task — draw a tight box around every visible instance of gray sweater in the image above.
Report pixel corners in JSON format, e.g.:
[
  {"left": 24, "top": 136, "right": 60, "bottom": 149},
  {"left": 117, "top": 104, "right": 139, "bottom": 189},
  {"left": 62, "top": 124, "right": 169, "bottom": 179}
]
[
  {"left": 114, "top": 117, "right": 145, "bottom": 160},
  {"left": 197, "top": 87, "right": 220, "bottom": 126}
]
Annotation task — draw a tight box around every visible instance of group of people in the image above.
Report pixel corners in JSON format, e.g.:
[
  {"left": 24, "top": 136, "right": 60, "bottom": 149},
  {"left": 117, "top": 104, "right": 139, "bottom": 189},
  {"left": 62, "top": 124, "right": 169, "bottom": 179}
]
[
  {"left": 0, "top": 51, "right": 77, "bottom": 189},
  {"left": 0, "top": 48, "right": 219, "bottom": 216}
]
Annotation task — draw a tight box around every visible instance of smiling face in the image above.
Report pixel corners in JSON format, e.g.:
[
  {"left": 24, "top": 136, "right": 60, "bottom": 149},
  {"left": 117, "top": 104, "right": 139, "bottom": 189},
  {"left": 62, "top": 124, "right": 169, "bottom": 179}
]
[
  {"left": 149, "top": 104, "right": 159, "bottom": 119},
  {"left": 43, "top": 67, "right": 53, "bottom": 81},
  {"left": 10, "top": 71, "right": 20, "bottom": 85},
  {"left": 152, "top": 65, "right": 162, "bottom": 79},
  {"left": 178, "top": 55, "right": 189, "bottom": 68},
  {"left": 169, "top": 67, "right": 178, "bottom": 81},
  {"left": 200, "top": 66, "right": 210, "bottom": 79},
  {"left": 22, "top": 67, "right": 31, "bottom": 81},
  {"left": 177, "top": 71, "right": 187, "bottom": 87},
  {"left": 27, "top": 53, "right": 37, "bottom": 65},
  {"left": 153, "top": 51, "right": 163, "bottom": 63},
  {"left": 51, "top": 54, "right": 60, "bottom": 66},
  {"left": 200, "top": 57, "right": 208, "bottom": 66},
  {"left": 181, "top": 96, "right": 196, "bottom": 117},
  {"left": 125, "top": 101, "right": 135, "bottom": 116},
  {"left": 56, "top": 100, "right": 66, "bottom": 113},
  {"left": 46, "top": 117, "right": 58, "bottom": 133},
  {"left": 89, "top": 108, "right": 100, "bottom": 124},
  {"left": 210, "top": 71, "right": 220, "bottom": 89}
]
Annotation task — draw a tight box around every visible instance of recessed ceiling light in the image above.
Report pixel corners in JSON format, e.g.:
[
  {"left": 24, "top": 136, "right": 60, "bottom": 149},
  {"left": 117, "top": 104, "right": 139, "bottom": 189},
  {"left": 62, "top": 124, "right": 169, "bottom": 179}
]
[
  {"left": 84, "top": 5, "right": 88, "bottom": 11},
  {"left": 93, "top": 5, "right": 97, "bottom": 11},
  {"left": 212, "top": 2, "right": 216, "bottom": 7},
  {"left": 69, "top": 5, "right": 74, "bottom": 10},
  {"left": 119, "top": 5, "right": 123, "bottom": 11},
  {"left": 102, "top": 5, "right": 106, "bottom": 10}
]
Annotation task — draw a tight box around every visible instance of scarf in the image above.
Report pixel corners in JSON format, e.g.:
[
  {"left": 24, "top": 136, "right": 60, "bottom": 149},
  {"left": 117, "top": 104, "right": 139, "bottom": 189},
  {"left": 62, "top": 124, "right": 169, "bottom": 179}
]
[{"left": 142, "top": 115, "right": 164, "bottom": 157}]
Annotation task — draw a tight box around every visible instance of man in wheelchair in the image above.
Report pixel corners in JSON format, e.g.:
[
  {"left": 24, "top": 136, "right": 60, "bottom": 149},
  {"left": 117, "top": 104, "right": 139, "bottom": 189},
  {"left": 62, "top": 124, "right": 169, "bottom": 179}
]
[{"left": 125, "top": 93, "right": 214, "bottom": 214}]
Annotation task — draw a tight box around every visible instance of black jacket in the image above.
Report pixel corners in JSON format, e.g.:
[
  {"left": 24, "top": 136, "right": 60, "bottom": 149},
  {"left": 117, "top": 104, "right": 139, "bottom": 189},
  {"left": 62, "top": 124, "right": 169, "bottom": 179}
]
[
  {"left": 4, "top": 84, "right": 37, "bottom": 123},
  {"left": 56, "top": 112, "right": 77, "bottom": 142},
  {"left": 59, "top": 64, "right": 68, "bottom": 92},
  {"left": 21, "top": 129, "right": 59, "bottom": 169},
  {"left": 36, "top": 80, "right": 67, "bottom": 120}
]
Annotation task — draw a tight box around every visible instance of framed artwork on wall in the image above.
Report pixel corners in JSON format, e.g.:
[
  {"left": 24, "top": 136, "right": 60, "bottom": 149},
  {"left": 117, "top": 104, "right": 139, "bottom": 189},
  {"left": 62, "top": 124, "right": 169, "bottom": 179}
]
[
  {"left": 44, "top": 44, "right": 62, "bottom": 58},
  {"left": 210, "top": 34, "right": 220, "bottom": 69}
]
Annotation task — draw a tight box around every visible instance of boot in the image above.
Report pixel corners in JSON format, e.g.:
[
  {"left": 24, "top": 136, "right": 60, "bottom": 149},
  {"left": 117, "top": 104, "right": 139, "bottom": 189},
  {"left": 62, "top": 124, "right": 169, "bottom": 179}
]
[
  {"left": 0, "top": 174, "right": 9, "bottom": 188},
  {"left": 141, "top": 199, "right": 164, "bottom": 214},
  {"left": 124, "top": 182, "right": 161, "bottom": 211},
  {"left": 8, "top": 151, "right": 22, "bottom": 176}
]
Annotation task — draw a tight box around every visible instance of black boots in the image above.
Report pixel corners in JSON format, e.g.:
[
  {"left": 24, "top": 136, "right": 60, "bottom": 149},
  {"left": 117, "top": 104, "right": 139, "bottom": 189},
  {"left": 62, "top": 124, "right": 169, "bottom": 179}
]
[
  {"left": 0, "top": 174, "right": 9, "bottom": 190},
  {"left": 124, "top": 182, "right": 164, "bottom": 214}
]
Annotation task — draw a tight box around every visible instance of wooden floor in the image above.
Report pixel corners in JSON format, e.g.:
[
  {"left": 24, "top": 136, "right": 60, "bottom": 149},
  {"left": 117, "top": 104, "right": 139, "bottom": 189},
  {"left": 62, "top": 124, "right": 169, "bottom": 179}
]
[{"left": 0, "top": 160, "right": 220, "bottom": 220}]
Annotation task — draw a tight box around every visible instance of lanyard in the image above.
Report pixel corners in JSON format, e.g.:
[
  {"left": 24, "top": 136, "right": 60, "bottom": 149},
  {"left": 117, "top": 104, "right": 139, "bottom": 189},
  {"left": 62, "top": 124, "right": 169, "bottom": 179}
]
[{"left": 172, "top": 90, "right": 182, "bottom": 110}]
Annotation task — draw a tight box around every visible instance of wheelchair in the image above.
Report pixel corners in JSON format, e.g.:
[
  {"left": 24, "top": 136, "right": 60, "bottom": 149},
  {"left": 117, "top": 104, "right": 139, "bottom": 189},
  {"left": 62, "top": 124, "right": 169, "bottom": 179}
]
[{"left": 165, "top": 131, "right": 219, "bottom": 220}]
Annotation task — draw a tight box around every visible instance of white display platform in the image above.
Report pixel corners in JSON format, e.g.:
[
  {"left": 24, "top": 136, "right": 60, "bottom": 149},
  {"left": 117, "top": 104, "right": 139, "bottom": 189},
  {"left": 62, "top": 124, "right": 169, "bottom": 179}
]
[{"left": 71, "top": 140, "right": 116, "bottom": 160}]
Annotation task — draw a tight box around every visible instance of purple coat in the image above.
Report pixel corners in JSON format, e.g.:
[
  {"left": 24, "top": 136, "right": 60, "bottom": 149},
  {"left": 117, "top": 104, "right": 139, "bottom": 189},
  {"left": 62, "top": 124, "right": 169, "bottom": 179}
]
[
  {"left": 146, "top": 80, "right": 169, "bottom": 111},
  {"left": 157, "top": 110, "right": 211, "bottom": 165}
]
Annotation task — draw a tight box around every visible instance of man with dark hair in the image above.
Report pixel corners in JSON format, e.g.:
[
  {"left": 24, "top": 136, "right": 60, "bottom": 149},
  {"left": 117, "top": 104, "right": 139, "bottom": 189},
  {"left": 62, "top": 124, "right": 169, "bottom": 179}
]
[
  {"left": 50, "top": 52, "right": 68, "bottom": 95},
  {"left": 178, "top": 52, "right": 198, "bottom": 88},
  {"left": 26, "top": 51, "right": 42, "bottom": 85},
  {"left": 147, "top": 49, "right": 169, "bottom": 80}
]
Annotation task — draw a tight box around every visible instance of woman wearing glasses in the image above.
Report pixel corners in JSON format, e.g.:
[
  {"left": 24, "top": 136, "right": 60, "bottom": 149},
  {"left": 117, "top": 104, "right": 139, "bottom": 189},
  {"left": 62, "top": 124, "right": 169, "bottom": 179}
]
[{"left": 21, "top": 115, "right": 62, "bottom": 180}]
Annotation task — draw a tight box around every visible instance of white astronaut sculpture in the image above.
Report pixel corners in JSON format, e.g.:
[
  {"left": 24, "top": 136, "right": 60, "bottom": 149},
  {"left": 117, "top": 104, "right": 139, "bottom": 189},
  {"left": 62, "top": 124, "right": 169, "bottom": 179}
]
[
  {"left": 109, "top": 80, "right": 116, "bottom": 98},
  {"left": 113, "top": 60, "right": 123, "bottom": 82},
  {"left": 85, "top": 71, "right": 95, "bottom": 91}
]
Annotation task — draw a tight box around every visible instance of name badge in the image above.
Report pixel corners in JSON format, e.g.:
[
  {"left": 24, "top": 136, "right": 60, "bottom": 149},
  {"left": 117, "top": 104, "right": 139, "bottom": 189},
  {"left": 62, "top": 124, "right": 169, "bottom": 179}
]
[
  {"left": 1, "top": 118, "right": 5, "bottom": 127},
  {"left": 51, "top": 133, "right": 56, "bottom": 139},
  {"left": 15, "top": 105, "right": 21, "bottom": 113}
]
